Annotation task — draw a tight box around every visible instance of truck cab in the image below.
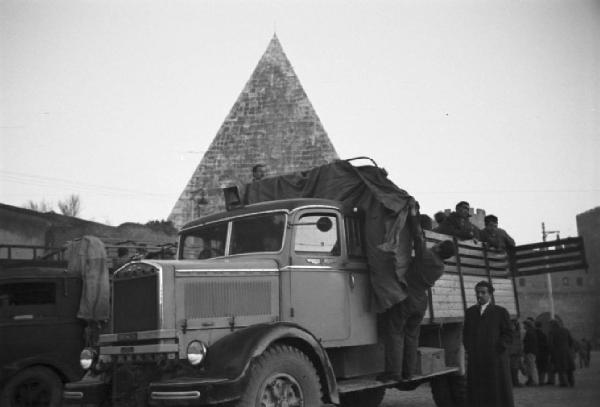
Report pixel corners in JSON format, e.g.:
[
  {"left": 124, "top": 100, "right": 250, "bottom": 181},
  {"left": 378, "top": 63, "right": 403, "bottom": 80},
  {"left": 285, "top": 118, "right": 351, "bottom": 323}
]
[
  {"left": 63, "top": 197, "right": 518, "bottom": 407},
  {"left": 0, "top": 266, "right": 84, "bottom": 407}
]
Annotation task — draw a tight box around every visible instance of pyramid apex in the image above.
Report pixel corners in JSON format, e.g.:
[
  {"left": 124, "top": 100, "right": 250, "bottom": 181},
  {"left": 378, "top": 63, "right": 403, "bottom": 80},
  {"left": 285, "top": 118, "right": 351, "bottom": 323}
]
[
  {"left": 168, "top": 35, "right": 338, "bottom": 227},
  {"left": 263, "top": 33, "right": 285, "bottom": 59}
]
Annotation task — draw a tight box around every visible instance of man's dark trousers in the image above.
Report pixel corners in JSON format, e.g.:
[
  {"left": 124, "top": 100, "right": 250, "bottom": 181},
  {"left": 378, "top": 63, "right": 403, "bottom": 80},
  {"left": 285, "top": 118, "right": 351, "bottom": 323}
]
[{"left": 383, "top": 296, "right": 427, "bottom": 377}]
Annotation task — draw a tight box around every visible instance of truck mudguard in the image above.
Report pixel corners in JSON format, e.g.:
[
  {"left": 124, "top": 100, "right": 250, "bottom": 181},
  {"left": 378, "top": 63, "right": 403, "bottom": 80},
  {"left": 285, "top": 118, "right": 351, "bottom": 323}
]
[
  {"left": 203, "top": 322, "right": 339, "bottom": 404},
  {"left": 1, "top": 354, "right": 81, "bottom": 385}
]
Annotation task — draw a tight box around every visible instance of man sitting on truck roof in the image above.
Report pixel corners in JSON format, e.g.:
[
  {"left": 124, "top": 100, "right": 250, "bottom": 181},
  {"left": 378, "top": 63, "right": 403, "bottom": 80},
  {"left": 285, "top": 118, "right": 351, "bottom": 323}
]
[
  {"left": 379, "top": 199, "right": 456, "bottom": 382},
  {"left": 434, "top": 200, "right": 481, "bottom": 240}
]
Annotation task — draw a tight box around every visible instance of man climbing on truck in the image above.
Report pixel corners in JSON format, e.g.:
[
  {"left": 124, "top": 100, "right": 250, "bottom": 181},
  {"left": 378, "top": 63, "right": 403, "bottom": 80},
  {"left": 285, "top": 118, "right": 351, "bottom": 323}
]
[{"left": 379, "top": 198, "right": 456, "bottom": 382}]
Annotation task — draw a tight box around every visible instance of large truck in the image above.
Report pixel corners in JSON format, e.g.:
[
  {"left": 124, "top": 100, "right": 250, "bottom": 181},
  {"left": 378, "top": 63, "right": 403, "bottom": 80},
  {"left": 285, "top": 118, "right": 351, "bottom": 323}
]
[
  {"left": 62, "top": 159, "right": 582, "bottom": 407},
  {"left": 0, "top": 239, "right": 175, "bottom": 407}
]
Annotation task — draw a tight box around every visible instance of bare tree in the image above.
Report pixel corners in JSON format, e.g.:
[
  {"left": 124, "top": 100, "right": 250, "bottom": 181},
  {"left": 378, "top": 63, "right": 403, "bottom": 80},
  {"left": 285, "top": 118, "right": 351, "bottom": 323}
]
[
  {"left": 23, "top": 200, "right": 53, "bottom": 212},
  {"left": 58, "top": 194, "right": 81, "bottom": 217}
]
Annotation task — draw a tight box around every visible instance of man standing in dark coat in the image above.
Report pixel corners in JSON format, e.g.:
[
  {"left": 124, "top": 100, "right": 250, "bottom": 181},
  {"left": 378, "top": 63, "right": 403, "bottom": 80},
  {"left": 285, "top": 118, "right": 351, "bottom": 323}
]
[
  {"left": 534, "top": 321, "right": 550, "bottom": 384},
  {"left": 548, "top": 319, "right": 576, "bottom": 387},
  {"left": 463, "top": 281, "right": 514, "bottom": 407},
  {"left": 508, "top": 320, "right": 523, "bottom": 387},
  {"left": 522, "top": 318, "right": 539, "bottom": 385}
]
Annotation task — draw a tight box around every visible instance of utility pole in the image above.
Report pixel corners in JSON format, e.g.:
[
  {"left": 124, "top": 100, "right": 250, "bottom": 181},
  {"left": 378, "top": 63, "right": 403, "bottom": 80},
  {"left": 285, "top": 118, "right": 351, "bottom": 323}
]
[{"left": 541, "top": 222, "right": 560, "bottom": 319}]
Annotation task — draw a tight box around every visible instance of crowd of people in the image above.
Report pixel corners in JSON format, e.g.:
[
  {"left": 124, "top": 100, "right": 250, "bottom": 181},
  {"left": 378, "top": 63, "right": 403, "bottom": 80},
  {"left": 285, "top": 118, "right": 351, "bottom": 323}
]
[
  {"left": 509, "top": 316, "right": 592, "bottom": 388},
  {"left": 462, "top": 283, "right": 594, "bottom": 407},
  {"left": 424, "top": 200, "right": 592, "bottom": 406}
]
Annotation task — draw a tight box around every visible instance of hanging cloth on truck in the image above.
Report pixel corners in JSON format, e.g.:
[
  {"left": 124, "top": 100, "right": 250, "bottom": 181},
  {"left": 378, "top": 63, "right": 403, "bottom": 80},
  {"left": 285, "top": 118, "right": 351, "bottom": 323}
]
[
  {"left": 66, "top": 235, "right": 110, "bottom": 322},
  {"left": 244, "top": 159, "right": 414, "bottom": 312}
]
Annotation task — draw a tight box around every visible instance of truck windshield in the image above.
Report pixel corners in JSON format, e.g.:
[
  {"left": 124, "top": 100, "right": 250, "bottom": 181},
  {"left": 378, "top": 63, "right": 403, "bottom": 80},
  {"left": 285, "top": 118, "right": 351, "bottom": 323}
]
[
  {"left": 230, "top": 213, "right": 286, "bottom": 255},
  {"left": 181, "top": 222, "right": 228, "bottom": 260}
]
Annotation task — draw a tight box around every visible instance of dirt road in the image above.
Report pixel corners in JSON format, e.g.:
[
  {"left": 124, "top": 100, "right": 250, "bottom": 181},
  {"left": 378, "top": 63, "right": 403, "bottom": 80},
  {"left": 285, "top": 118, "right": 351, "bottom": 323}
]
[{"left": 381, "top": 351, "right": 599, "bottom": 407}]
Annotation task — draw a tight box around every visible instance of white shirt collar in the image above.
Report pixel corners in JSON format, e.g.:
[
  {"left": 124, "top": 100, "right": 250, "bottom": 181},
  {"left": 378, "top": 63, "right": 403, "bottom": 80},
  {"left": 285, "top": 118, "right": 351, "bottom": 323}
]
[{"left": 480, "top": 301, "right": 491, "bottom": 315}]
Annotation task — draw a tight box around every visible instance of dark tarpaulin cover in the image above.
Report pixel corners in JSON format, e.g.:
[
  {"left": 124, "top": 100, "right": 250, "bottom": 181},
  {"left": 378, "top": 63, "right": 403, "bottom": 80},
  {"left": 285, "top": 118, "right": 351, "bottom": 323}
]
[{"left": 244, "top": 160, "right": 413, "bottom": 312}]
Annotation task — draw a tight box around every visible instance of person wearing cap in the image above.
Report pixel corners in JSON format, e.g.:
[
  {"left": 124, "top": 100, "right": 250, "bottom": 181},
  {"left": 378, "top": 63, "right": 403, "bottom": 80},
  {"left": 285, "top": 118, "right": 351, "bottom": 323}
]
[
  {"left": 480, "top": 214, "right": 515, "bottom": 252},
  {"left": 379, "top": 199, "right": 456, "bottom": 382},
  {"left": 534, "top": 320, "right": 550, "bottom": 385},
  {"left": 508, "top": 319, "right": 524, "bottom": 387},
  {"left": 522, "top": 318, "right": 539, "bottom": 385},
  {"left": 434, "top": 201, "right": 481, "bottom": 240}
]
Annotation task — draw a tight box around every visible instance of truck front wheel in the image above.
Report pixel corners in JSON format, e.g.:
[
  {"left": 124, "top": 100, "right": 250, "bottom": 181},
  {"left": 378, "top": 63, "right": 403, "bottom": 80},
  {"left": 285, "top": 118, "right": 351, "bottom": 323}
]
[
  {"left": 237, "top": 344, "right": 322, "bottom": 407},
  {"left": 0, "top": 366, "right": 62, "bottom": 407}
]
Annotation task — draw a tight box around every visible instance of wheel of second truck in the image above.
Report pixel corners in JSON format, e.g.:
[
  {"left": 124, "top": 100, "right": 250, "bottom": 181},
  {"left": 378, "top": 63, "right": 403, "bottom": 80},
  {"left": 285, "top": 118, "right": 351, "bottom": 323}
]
[
  {"left": 430, "top": 374, "right": 467, "bottom": 407},
  {"left": 236, "top": 344, "right": 322, "bottom": 407},
  {"left": 0, "top": 366, "right": 63, "bottom": 407},
  {"left": 339, "top": 387, "right": 386, "bottom": 407}
]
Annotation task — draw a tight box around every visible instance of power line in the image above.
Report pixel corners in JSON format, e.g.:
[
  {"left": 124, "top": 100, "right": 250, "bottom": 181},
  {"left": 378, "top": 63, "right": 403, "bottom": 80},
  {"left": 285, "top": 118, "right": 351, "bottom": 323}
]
[{"left": 0, "top": 170, "right": 178, "bottom": 199}]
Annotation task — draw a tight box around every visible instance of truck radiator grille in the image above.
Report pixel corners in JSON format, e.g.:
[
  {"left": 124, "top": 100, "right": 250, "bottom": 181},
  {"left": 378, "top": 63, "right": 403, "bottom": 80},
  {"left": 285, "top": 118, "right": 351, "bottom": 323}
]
[
  {"left": 184, "top": 280, "right": 272, "bottom": 318},
  {"left": 113, "top": 275, "right": 159, "bottom": 333}
]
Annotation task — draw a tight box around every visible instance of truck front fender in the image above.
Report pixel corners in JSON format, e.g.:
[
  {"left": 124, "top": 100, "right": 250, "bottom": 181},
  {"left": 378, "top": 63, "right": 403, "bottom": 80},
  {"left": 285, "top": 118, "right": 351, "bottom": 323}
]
[
  {"left": 204, "top": 322, "right": 339, "bottom": 404},
  {"left": 0, "top": 354, "right": 83, "bottom": 386}
]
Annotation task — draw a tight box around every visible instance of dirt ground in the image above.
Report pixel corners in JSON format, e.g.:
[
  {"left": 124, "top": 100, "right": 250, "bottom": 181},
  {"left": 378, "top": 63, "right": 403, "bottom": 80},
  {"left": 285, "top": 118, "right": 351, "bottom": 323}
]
[{"left": 381, "top": 351, "right": 600, "bottom": 407}]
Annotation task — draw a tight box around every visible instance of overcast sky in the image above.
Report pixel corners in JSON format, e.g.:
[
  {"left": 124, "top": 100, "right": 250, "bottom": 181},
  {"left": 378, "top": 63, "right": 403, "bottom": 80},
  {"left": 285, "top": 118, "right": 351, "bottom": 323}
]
[{"left": 1, "top": 0, "right": 599, "bottom": 244}]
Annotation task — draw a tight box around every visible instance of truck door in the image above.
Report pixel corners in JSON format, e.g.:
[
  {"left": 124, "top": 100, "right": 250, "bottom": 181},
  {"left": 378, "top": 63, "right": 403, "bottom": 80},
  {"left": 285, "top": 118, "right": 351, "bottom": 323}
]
[
  {"left": 288, "top": 209, "right": 350, "bottom": 344},
  {"left": 342, "top": 214, "right": 378, "bottom": 345}
]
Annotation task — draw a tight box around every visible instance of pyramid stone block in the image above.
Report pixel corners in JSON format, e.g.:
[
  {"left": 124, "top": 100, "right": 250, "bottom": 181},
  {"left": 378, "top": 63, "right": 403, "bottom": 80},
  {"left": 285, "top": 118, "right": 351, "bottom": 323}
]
[{"left": 169, "top": 35, "right": 338, "bottom": 227}]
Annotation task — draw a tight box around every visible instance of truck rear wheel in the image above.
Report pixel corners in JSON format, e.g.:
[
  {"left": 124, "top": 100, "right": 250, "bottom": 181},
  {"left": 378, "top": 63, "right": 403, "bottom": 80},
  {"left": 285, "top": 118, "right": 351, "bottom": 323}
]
[
  {"left": 237, "top": 344, "right": 322, "bottom": 407},
  {"left": 0, "top": 366, "right": 62, "bottom": 407},
  {"left": 430, "top": 374, "right": 467, "bottom": 407},
  {"left": 340, "top": 387, "right": 386, "bottom": 407}
]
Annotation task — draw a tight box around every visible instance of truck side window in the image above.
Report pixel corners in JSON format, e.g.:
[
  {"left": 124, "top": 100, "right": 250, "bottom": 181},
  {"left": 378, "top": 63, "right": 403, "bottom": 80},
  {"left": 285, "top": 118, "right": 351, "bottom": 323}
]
[
  {"left": 181, "top": 222, "right": 228, "bottom": 260},
  {"left": 294, "top": 214, "right": 339, "bottom": 255},
  {"left": 346, "top": 216, "right": 366, "bottom": 258},
  {"left": 0, "top": 282, "right": 56, "bottom": 307},
  {"left": 0, "top": 282, "right": 57, "bottom": 318},
  {"left": 230, "top": 213, "right": 286, "bottom": 254}
]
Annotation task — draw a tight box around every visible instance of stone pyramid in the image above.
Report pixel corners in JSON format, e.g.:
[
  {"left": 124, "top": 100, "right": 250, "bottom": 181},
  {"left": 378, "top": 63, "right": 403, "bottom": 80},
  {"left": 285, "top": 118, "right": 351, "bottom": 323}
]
[{"left": 168, "top": 35, "right": 339, "bottom": 227}]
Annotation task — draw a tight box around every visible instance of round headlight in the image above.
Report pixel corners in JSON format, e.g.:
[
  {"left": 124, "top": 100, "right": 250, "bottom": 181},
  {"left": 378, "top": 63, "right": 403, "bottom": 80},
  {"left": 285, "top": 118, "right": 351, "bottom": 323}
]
[
  {"left": 80, "top": 348, "right": 96, "bottom": 370},
  {"left": 186, "top": 341, "right": 207, "bottom": 366}
]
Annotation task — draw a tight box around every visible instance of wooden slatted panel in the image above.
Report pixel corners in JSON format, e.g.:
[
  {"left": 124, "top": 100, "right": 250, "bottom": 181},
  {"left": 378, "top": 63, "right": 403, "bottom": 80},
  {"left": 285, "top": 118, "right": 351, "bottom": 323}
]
[
  {"left": 424, "top": 231, "right": 510, "bottom": 277},
  {"left": 424, "top": 229, "right": 518, "bottom": 321},
  {"left": 430, "top": 274, "right": 464, "bottom": 319},
  {"left": 491, "top": 277, "right": 517, "bottom": 316},
  {"left": 514, "top": 237, "right": 586, "bottom": 276}
]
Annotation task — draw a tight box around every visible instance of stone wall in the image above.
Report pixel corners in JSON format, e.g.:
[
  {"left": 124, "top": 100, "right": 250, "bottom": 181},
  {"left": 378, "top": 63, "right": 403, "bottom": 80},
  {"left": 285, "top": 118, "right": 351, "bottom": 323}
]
[
  {"left": 576, "top": 207, "right": 600, "bottom": 347},
  {"left": 517, "top": 206, "right": 600, "bottom": 348}
]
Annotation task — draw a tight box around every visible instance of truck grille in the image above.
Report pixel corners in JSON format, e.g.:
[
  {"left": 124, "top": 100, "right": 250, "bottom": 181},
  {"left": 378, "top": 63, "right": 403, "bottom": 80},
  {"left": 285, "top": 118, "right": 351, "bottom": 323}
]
[
  {"left": 113, "top": 274, "right": 159, "bottom": 333},
  {"left": 184, "top": 280, "right": 272, "bottom": 318}
]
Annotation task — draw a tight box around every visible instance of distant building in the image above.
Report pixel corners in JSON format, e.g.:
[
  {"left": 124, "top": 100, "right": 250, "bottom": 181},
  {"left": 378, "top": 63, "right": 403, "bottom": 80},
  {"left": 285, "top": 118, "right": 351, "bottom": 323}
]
[
  {"left": 517, "top": 207, "right": 600, "bottom": 348},
  {"left": 168, "top": 35, "right": 339, "bottom": 228},
  {"left": 0, "top": 202, "right": 176, "bottom": 259}
]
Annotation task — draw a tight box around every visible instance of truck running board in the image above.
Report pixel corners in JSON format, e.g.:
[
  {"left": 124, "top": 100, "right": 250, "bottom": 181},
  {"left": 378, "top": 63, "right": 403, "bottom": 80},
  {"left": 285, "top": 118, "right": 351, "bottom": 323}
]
[{"left": 337, "top": 366, "right": 460, "bottom": 393}]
